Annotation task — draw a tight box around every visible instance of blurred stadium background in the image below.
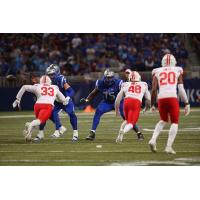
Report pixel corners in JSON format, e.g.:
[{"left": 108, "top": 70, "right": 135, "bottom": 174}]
[{"left": 0, "top": 33, "right": 199, "bottom": 110}]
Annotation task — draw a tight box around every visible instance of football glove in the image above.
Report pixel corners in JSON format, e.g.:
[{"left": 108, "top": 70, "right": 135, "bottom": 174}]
[
  {"left": 63, "top": 96, "right": 70, "bottom": 106},
  {"left": 80, "top": 98, "right": 89, "bottom": 103},
  {"left": 12, "top": 99, "right": 21, "bottom": 109},
  {"left": 184, "top": 104, "right": 190, "bottom": 116}
]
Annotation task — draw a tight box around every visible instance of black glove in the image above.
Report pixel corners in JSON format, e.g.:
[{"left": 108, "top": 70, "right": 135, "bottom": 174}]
[{"left": 80, "top": 98, "right": 89, "bottom": 103}]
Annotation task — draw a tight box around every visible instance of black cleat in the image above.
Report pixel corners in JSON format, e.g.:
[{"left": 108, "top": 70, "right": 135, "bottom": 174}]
[
  {"left": 137, "top": 132, "right": 144, "bottom": 140},
  {"left": 86, "top": 131, "right": 95, "bottom": 141}
]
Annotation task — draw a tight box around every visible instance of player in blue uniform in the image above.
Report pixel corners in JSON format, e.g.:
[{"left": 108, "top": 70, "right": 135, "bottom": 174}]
[
  {"left": 81, "top": 69, "right": 143, "bottom": 140},
  {"left": 34, "top": 64, "right": 78, "bottom": 142}
]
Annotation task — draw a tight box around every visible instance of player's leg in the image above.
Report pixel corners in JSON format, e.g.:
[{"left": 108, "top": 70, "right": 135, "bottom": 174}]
[
  {"left": 86, "top": 101, "right": 113, "bottom": 140},
  {"left": 119, "top": 99, "right": 144, "bottom": 140},
  {"left": 165, "top": 98, "right": 180, "bottom": 154},
  {"left": 123, "top": 99, "right": 141, "bottom": 134},
  {"left": 64, "top": 101, "right": 78, "bottom": 141},
  {"left": 149, "top": 99, "right": 168, "bottom": 152}
]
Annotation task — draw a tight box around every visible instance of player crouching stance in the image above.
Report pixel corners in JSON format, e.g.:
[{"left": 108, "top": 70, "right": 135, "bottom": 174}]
[
  {"left": 115, "top": 71, "right": 151, "bottom": 143},
  {"left": 149, "top": 54, "right": 190, "bottom": 154},
  {"left": 12, "top": 75, "right": 68, "bottom": 142}
]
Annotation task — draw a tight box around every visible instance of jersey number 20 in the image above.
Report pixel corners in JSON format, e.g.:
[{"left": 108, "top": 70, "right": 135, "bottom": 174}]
[
  {"left": 128, "top": 85, "right": 141, "bottom": 93},
  {"left": 159, "top": 71, "right": 176, "bottom": 86},
  {"left": 41, "top": 87, "right": 54, "bottom": 96}
]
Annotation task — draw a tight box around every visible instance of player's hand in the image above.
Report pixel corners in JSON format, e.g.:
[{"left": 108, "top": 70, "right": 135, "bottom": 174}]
[
  {"left": 12, "top": 99, "right": 20, "bottom": 109},
  {"left": 63, "top": 96, "right": 70, "bottom": 106},
  {"left": 184, "top": 104, "right": 190, "bottom": 116},
  {"left": 80, "top": 98, "right": 89, "bottom": 103}
]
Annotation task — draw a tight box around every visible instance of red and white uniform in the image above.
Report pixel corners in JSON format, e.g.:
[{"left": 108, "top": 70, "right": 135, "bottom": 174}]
[
  {"left": 16, "top": 84, "right": 66, "bottom": 123},
  {"left": 115, "top": 81, "right": 150, "bottom": 126},
  {"left": 152, "top": 66, "right": 183, "bottom": 123}
]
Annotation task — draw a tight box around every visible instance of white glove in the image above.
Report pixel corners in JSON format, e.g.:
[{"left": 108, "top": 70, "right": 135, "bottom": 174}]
[
  {"left": 12, "top": 99, "right": 20, "bottom": 109},
  {"left": 63, "top": 96, "right": 70, "bottom": 106},
  {"left": 184, "top": 104, "right": 190, "bottom": 116}
]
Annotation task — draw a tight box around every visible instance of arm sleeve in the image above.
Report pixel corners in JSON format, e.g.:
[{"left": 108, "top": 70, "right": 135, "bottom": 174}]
[
  {"left": 144, "top": 85, "right": 151, "bottom": 101},
  {"left": 16, "top": 85, "right": 35, "bottom": 101},
  {"left": 56, "top": 90, "right": 67, "bottom": 104},
  {"left": 65, "top": 87, "right": 75, "bottom": 98},
  {"left": 178, "top": 84, "right": 188, "bottom": 103},
  {"left": 115, "top": 90, "right": 124, "bottom": 111}
]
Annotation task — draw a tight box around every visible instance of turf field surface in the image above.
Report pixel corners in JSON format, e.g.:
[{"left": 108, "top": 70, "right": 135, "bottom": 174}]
[{"left": 0, "top": 109, "right": 199, "bottom": 166}]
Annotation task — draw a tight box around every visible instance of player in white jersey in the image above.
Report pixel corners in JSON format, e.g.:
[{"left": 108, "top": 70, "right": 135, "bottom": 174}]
[
  {"left": 12, "top": 75, "right": 68, "bottom": 141},
  {"left": 115, "top": 71, "right": 151, "bottom": 143},
  {"left": 149, "top": 54, "right": 190, "bottom": 154}
]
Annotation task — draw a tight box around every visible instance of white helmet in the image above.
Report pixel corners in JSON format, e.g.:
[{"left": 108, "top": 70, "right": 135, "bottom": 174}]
[
  {"left": 104, "top": 69, "right": 114, "bottom": 77},
  {"left": 128, "top": 71, "right": 141, "bottom": 82},
  {"left": 161, "top": 54, "right": 177, "bottom": 67},
  {"left": 40, "top": 75, "right": 52, "bottom": 84}
]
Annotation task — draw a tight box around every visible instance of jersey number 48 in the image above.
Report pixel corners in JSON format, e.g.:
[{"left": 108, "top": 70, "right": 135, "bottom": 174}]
[{"left": 128, "top": 85, "right": 141, "bottom": 93}]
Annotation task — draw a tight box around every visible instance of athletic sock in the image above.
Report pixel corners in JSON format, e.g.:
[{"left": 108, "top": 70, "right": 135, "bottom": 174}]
[
  {"left": 123, "top": 123, "right": 133, "bottom": 134},
  {"left": 29, "top": 119, "right": 41, "bottom": 127},
  {"left": 37, "top": 130, "right": 44, "bottom": 139},
  {"left": 166, "top": 123, "right": 178, "bottom": 147},
  {"left": 150, "top": 120, "right": 166, "bottom": 143},
  {"left": 119, "top": 120, "right": 127, "bottom": 133}
]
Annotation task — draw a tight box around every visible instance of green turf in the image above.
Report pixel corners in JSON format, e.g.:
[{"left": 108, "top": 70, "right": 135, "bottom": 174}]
[{"left": 0, "top": 109, "right": 200, "bottom": 166}]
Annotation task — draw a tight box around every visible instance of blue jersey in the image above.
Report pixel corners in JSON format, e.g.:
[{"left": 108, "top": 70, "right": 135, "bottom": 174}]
[
  {"left": 96, "top": 78, "right": 123, "bottom": 103},
  {"left": 52, "top": 74, "right": 68, "bottom": 97}
]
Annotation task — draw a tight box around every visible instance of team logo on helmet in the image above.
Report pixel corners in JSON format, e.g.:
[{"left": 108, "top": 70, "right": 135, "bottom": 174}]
[
  {"left": 161, "top": 54, "right": 177, "bottom": 67},
  {"left": 128, "top": 71, "right": 141, "bottom": 82},
  {"left": 40, "top": 75, "right": 52, "bottom": 84}
]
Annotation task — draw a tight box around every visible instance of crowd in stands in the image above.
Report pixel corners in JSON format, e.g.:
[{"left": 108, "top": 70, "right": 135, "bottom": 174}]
[{"left": 0, "top": 33, "right": 188, "bottom": 80}]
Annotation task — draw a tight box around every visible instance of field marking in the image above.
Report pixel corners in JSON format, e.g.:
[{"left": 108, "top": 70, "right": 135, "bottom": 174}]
[
  {"left": 143, "top": 128, "right": 200, "bottom": 132},
  {"left": 1, "top": 108, "right": 200, "bottom": 119},
  {"left": 0, "top": 150, "right": 200, "bottom": 153}
]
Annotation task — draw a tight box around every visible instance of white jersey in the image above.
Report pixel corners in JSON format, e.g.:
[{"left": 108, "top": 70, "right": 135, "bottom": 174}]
[
  {"left": 152, "top": 66, "right": 183, "bottom": 99},
  {"left": 16, "top": 84, "right": 66, "bottom": 106},
  {"left": 120, "top": 81, "right": 150, "bottom": 102}
]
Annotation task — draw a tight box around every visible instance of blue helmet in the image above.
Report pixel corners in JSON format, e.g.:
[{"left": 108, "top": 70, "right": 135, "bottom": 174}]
[
  {"left": 46, "top": 64, "right": 60, "bottom": 79},
  {"left": 103, "top": 69, "right": 115, "bottom": 86}
]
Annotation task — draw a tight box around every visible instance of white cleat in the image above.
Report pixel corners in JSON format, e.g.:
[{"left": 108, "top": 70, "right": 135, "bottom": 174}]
[
  {"left": 116, "top": 132, "right": 124, "bottom": 143},
  {"left": 23, "top": 122, "right": 30, "bottom": 136},
  {"left": 59, "top": 126, "right": 67, "bottom": 135},
  {"left": 149, "top": 141, "right": 157, "bottom": 153},
  {"left": 25, "top": 124, "right": 34, "bottom": 142},
  {"left": 165, "top": 146, "right": 176, "bottom": 154},
  {"left": 72, "top": 130, "right": 78, "bottom": 142},
  {"left": 50, "top": 130, "right": 61, "bottom": 138}
]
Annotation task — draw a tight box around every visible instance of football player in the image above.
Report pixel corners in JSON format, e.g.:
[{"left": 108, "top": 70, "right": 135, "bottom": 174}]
[
  {"left": 12, "top": 75, "right": 68, "bottom": 141},
  {"left": 80, "top": 69, "right": 141, "bottom": 140},
  {"left": 149, "top": 54, "right": 190, "bottom": 154},
  {"left": 36, "top": 64, "right": 78, "bottom": 142},
  {"left": 115, "top": 71, "right": 151, "bottom": 143}
]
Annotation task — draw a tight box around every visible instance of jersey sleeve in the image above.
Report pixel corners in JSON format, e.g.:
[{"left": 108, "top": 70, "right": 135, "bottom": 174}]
[
  {"left": 56, "top": 90, "right": 67, "bottom": 104},
  {"left": 152, "top": 69, "right": 156, "bottom": 76},
  {"left": 16, "top": 85, "right": 35, "bottom": 101},
  {"left": 177, "top": 67, "right": 183, "bottom": 75}
]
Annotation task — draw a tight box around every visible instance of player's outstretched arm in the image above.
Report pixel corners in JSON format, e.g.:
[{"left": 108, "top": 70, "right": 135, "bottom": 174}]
[
  {"left": 178, "top": 74, "right": 190, "bottom": 116},
  {"left": 80, "top": 88, "right": 99, "bottom": 103},
  {"left": 115, "top": 90, "right": 124, "bottom": 116},
  {"left": 13, "top": 85, "right": 35, "bottom": 109}
]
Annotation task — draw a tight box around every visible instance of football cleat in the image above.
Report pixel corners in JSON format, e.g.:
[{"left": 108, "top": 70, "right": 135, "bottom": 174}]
[
  {"left": 86, "top": 131, "right": 95, "bottom": 141},
  {"left": 50, "top": 130, "right": 61, "bottom": 138},
  {"left": 165, "top": 146, "right": 176, "bottom": 154},
  {"left": 116, "top": 132, "right": 124, "bottom": 143},
  {"left": 23, "top": 122, "right": 30, "bottom": 136},
  {"left": 59, "top": 126, "right": 67, "bottom": 135},
  {"left": 137, "top": 132, "right": 144, "bottom": 141},
  {"left": 25, "top": 124, "right": 34, "bottom": 142},
  {"left": 149, "top": 141, "right": 157, "bottom": 153},
  {"left": 33, "top": 136, "right": 42, "bottom": 143},
  {"left": 72, "top": 130, "right": 78, "bottom": 142}
]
